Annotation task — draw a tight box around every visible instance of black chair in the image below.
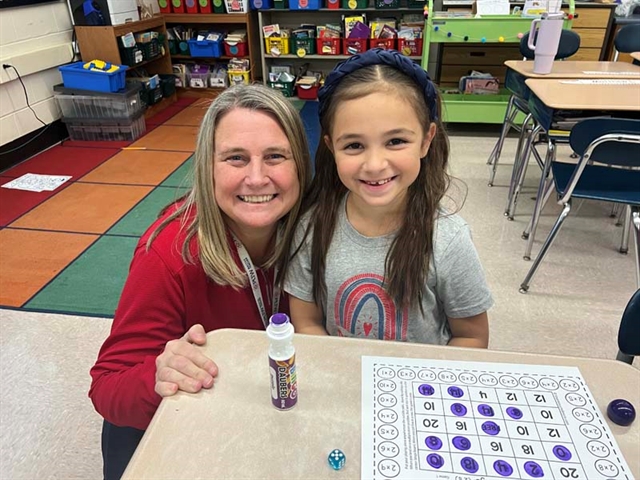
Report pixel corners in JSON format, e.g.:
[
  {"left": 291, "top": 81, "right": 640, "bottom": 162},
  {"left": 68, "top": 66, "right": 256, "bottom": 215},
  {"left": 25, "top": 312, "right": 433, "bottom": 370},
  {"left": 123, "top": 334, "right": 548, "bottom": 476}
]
[
  {"left": 488, "top": 30, "right": 581, "bottom": 192},
  {"left": 101, "top": 420, "right": 145, "bottom": 480},
  {"left": 613, "top": 24, "right": 640, "bottom": 62},
  {"left": 617, "top": 289, "right": 640, "bottom": 364}
]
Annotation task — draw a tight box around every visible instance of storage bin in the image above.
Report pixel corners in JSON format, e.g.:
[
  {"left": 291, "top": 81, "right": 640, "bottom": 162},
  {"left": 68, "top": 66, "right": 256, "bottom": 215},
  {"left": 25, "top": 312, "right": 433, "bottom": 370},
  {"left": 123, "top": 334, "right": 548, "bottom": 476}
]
[
  {"left": 211, "top": 0, "right": 225, "bottom": 11},
  {"left": 250, "top": 0, "right": 272, "bottom": 8},
  {"left": 198, "top": 0, "right": 212, "bottom": 12},
  {"left": 291, "top": 37, "right": 316, "bottom": 56},
  {"left": 326, "top": 0, "right": 339, "bottom": 8},
  {"left": 140, "top": 85, "right": 164, "bottom": 105},
  {"left": 398, "top": 38, "right": 423, "bottom": 56},
  {"left": 59, "top": 61, "right": 127, "bottom": 93},
  {"left": 158, "top": 0, "right": 171, "bottom": 13},
  {"left": 290, "top": 0, "right": 320, "bottom": 9},
  {"left": 185, "top": 0, "right": 198, "bottom": 12},
  {"left": 171, "top": 0, "right": 185, "bottom": 12},
  {"left": 296, "top": 82, "right": 318, "bottom": 99},
  {"left": 343, "top": 38, "right": 368, "bottom": 55},
  {"left": 341, "top": 0, "right": 367, "bottom": 8},
  {"left": 265, "top": 37, "right": 290, "bottom": 56},
  {"left": 120, "top": 46, "right": 144, "bottom": 66},
  {"left": 273, "top": 0, "right": 288, "bottom": 8},
  {"left": 224, "top": 40, "right": 248, "bottom": 57},
  {"left": 407, "top": 0, "right": 425, "bottom": 7},
  {"left": 374, "top": 0, "right": 398, "bottom": 7},
  {"left": 53, "top": 83, "right": 144, "bottom": 119},
  {"left": 369, "top": 38, "right": 395, "bottom": 50},
  {"left": 268, "top": 79, "right": 295, "bottom": 97},
  {"left": 139, "top": 38, "right": 161, "bottom": 61},
  {"left": 224, "top": 0, "right": 248, "bottom": 13},
  {"left": 228, "top": 70, "right": 250, "bottom": 85},
  {"left": 316, "top": 37, "right": 341, "bottom": 55},
  {"left": 63, "top": 113, "right": 147, "bottom": 142},
  {"left": 158, "top": 74, "right": 177, "bottom": 97},
  {"left": 188, "top": 37, "right": 223, "bottom": 57},
  {"left": 168, "top": 39, "right": 179, "bottom": 55},
  {"left": 190, "top": 65, "right": 210, "bottom": 88}
]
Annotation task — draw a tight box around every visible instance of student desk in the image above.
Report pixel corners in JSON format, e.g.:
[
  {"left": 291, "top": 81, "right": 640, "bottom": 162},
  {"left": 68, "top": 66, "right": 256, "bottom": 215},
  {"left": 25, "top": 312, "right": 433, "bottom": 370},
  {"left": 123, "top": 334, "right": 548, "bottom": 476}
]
[
  {"left": 631, "top": 52, "right": 640, "bottom": 62},
  {"left": 505, "top": 60, "right": 640, "bottom": 79},
  {"left": 122, "top": 329, "right": 640, "bottom": 479}
]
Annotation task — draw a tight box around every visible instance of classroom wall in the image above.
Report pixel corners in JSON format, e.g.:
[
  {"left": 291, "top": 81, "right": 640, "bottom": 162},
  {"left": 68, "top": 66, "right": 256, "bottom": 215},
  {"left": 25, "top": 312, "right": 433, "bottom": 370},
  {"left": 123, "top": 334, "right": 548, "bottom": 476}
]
[{"left": 0, "top": 0, "right": 74, "bottom": 147}]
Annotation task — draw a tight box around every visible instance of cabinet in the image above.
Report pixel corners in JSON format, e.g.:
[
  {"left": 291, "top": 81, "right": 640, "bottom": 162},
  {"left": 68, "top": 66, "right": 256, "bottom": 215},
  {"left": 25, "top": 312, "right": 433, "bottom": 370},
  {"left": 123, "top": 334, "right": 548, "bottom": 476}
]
[
  {"left": 257, "top": 7, "right": 425, "bottom": 97},
  {"left": 74, "top": 16, "right": 177, "bottom": 117},
  {"left": 163, "top": 12, "right": 261, "bottom": 94}
]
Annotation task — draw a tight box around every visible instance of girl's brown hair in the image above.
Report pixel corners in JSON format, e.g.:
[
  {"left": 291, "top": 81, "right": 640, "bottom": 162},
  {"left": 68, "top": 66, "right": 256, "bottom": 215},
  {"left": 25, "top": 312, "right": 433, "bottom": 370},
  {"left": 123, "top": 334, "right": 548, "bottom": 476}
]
[{"left": 302, "top": 64, "right": 452, "bottom": 310}]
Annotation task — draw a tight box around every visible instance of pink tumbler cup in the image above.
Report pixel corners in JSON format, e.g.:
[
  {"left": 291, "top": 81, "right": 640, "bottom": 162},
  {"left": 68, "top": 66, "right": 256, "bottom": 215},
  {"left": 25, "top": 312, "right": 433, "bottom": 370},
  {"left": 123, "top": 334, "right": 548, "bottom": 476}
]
[{"left": 527, "top": 12, "right": 564, "bottom": 74}]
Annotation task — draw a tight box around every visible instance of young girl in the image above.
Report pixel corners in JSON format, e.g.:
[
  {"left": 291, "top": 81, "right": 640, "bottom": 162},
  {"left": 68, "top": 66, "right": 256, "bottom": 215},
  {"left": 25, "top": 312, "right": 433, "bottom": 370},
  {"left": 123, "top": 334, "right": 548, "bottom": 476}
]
[{"left": 284, "top": 49, "right": 492, "bottom": 347}]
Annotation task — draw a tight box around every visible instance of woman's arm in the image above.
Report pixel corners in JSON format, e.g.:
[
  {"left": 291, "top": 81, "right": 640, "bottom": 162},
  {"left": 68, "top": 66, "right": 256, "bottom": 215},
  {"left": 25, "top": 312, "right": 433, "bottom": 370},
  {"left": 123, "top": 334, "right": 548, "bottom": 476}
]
[
  {"left": 447, "top": 311, "right": 489, "bottom": 348},
  {"left": 289, "top": 296, "right": 328, "bottom": 335}
]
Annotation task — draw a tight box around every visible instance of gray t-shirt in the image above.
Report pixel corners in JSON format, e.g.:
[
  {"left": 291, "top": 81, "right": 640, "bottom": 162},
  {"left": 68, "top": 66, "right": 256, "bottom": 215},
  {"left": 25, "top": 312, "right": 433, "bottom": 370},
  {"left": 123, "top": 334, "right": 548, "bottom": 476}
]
[{"left": 284, "top": 196, "right": 493, "bottom": 345}]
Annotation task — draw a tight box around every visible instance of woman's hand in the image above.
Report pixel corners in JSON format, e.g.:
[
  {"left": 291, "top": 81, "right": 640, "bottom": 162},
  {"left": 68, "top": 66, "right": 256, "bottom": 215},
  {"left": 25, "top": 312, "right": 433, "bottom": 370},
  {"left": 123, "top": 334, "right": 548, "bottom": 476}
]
[{"left": 155, "top": 324, "right": 219, "bottom": 397}]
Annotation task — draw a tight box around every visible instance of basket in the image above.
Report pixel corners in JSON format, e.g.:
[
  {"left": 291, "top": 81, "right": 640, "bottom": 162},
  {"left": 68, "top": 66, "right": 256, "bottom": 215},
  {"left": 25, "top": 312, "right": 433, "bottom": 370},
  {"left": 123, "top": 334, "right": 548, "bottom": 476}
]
[
  {"left": 120, "top": 46, "right": 144, "bottom": 66},
  {"left": 188, "top": 37, "right": 223, "bottom": 58},
  {"left": 59, "top": 61, "right": 127, "bottom": 93},
  {"left": 158, "top": 74, "right": 177, "bottom": 97},
  {"left": 292, "top": 37, "right": 316, "bottom": 57},
  {"left": 398, "top": 38, "right": 423, "bottom": 56},
  {"left": 229, "top": 70, "right": 250, "bottom": 85},
  {"left": 273, "top": 0, "right": 288, "bottom": 8},
  {"left": 225, "top": 0, "right": 249, "bottom": 13},
  {"left": 139, "top": 39, "right": 161, "bottom": 61},
  {"left": 265, "top": 37, "right": 290, "bottom": 56},
  {"left": 268, "top": 79, "right": 295, "bottom": 97},
  {"left": 375, "top": 0, "right": 398, "bottom": 7},
  {"left": 290, "top": 0, "right": 320, "bottom": 9},
  {"left": 250, "top": 0, "right": 272, "bottom": 8},
  {"left": 341, "top": 0, "right": 367, "bottom": 8},
  {"left": 369, "top": 38, "right": 395, "bottom": 50},
  {"left": 343, "top": 38, "right": 368, "bottom": 55},
  {"left": 316, "top": 37, "right": 341, "bottom": 55},
  {"left": 224, "top": 40, "right": 248, "bottom": 57}
]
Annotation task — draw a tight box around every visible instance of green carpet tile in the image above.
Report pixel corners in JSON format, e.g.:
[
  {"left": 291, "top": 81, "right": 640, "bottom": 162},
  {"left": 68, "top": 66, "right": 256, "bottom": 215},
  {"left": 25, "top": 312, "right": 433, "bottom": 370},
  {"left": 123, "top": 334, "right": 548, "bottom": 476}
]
[
  {"left": 161, "top": 155, "right": 193, "bottom": 188},
  {"left": 24, "top": 235, "right": 139, "bottom": 316},
  {"left": 107, "top": 186, "right": 190, "bottom": 237}
]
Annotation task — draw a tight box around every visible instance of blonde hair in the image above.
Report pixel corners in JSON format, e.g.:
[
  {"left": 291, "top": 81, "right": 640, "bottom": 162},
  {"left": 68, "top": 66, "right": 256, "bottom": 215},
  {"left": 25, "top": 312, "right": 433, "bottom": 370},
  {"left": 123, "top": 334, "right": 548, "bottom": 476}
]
[{"left": 148, "top": 84, "right": 311, "bottom": 288}]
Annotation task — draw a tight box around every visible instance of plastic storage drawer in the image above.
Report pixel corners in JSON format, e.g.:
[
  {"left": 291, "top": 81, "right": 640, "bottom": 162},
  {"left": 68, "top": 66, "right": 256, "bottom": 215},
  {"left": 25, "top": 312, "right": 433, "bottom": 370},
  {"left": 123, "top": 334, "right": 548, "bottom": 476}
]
[
  {"left": 188, "top": 38, "right": 223, "bottom": 57},
  {"left": 59, "top": 61, "right": 127, "bottom": 93},
  {"left": 63, "top": 113, "right": 146, "bottom": 142},
  {"left": 53, "top": 83, "right": 143, "bottom": 119}
]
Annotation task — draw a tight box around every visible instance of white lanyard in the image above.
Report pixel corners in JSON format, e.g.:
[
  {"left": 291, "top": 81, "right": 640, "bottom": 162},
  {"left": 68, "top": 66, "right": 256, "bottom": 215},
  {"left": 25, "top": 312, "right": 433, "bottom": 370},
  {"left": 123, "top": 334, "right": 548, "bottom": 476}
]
[{"left": 231, "top": 231, "right": 281, "bottom": 329}]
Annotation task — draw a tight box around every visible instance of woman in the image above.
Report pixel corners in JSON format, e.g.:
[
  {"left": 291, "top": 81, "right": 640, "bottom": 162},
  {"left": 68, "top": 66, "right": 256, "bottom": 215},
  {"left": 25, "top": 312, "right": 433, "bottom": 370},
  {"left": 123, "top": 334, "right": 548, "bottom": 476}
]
[{"left": 89, "top": 84, "right": 311, "bottom": 479}]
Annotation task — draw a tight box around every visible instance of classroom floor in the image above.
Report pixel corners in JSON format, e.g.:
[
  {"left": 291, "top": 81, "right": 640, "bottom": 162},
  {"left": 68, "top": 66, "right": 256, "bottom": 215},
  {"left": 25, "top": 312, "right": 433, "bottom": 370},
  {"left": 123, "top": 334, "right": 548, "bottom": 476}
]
[{"left": 1, "top": 101, "right": 638, "bottom": 479}]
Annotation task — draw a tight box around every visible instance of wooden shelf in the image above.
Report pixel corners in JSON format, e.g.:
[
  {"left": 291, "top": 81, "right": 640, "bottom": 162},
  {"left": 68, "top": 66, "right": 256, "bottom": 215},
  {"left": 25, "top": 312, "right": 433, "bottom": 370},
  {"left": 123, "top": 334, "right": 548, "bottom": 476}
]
[
  {"left": 163, "top": 13, "right": 249, "bottom": 23},
  {"left": 266, "top": 54, "right": 421, "bottom": 60},
  {"left": 113, "top": 16, "right": 166, "bottom": 36},
  {"left": 258, "top": 7, "right": 423, "bottom": 11}
]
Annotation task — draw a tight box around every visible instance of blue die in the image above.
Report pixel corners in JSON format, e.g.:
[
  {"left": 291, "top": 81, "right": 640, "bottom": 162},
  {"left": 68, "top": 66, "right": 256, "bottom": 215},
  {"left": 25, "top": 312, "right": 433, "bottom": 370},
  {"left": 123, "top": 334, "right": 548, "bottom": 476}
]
[{"left": 328, "top": 449, "right": 346, "bottom": 470}]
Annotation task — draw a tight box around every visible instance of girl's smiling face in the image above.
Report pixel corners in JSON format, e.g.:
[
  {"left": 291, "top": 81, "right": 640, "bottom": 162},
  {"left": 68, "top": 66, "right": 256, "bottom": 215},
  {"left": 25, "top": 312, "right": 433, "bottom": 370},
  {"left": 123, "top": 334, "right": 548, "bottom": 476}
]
[{"left": 326, "top": 90, "right": 436, "bottom": 218}]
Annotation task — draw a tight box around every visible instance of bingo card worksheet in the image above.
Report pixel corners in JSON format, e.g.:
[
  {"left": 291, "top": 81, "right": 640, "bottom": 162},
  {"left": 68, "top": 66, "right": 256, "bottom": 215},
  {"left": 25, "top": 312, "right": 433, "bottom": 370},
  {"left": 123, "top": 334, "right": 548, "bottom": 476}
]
[{"left": 361, "top": 356, "right": 634, "bottom": 480}]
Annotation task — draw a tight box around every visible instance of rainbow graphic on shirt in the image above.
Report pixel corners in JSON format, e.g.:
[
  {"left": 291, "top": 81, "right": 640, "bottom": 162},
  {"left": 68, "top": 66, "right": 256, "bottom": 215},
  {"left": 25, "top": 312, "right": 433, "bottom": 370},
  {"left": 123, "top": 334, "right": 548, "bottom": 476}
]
[{"left": 334, "top": 273, "right": 408, "bottom": 340}]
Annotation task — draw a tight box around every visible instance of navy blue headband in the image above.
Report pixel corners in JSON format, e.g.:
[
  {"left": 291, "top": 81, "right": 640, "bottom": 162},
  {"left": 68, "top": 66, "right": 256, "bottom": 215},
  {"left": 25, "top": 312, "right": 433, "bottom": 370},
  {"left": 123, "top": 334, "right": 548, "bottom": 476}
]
[{"left": 317, "top": 48, "right": 438, "bottom": 122}]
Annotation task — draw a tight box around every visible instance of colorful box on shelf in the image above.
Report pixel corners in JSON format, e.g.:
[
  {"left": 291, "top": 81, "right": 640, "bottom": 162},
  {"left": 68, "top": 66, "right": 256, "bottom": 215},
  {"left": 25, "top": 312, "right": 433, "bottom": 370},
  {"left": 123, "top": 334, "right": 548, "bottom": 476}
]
[
  {"left": 188, "top": 37, "right": 224, "bottom": 57},
  {"left": 290, "top": 0, "right": 320, "bottom": 10},
  {"left": 292, "top": 37, "right": 316, "bottom": 56},
  {"left": 369, "top": 37, "right": 395, "bottom": 50},
  {"left": 295, "top": 76, "right": 319, "bottom": 100},
  {"left": 265, "top": 36, "right": 290, "bottom": 56},
  {"left": 326, "top": 0, "right": 339, "bottom": 8},
  {"left": 375, "top": 0, "right": 398, "bottom": 7},
  {"left": 316, "top": 37, "right": 341, "bottom": 55},
  {"left": 250, "top": 0, "right": 272, "bottom": 8},
  {"left": 224, "top": 40, "right": 248, "bottom": 57},
  {"left": 171, "top": 0, "right": 185, "bottom": 12},
  {"left": 185, "top": 0, "right": 199, "bottom": 12},
  {"left": 158, "top": 0, "right": 171, "bottom": 13},
  {"left": 398, "top": 38, "right": 423, "bottom": 56},
  {"left": 341, "top": 0, "right": 367, "bottom": 9},
  {"left": 225, "top": 0, "right": 249, "bottom": 13},
  {"left": 343, "top": 38, "right": 368, "bottom": 55},
  {"left": 229, "top": 69, "right": 250, "bottom": 85},
  {"left": 59, "top": 61, "right": 127, "bottom": 93},
  {"left": 189, "top": 64, "right": 210, "bottom": 88}
]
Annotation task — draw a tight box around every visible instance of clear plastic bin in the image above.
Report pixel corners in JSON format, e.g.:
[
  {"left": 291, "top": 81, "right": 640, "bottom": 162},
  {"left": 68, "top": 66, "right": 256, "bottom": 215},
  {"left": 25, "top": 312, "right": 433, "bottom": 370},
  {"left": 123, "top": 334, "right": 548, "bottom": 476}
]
[
  {"left": 63, "top": 113, "right": 147, "bottom": 142},
  {"left": 53, "top": 83, "right": 144, "bottom": 120}
]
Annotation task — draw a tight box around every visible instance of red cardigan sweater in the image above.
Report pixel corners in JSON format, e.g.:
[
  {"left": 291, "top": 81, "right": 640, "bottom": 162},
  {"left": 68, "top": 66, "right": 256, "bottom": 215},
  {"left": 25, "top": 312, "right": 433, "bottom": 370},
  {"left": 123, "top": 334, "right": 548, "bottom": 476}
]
[{"left": 89, "top": 208, "right": 289, "bottom": 430}]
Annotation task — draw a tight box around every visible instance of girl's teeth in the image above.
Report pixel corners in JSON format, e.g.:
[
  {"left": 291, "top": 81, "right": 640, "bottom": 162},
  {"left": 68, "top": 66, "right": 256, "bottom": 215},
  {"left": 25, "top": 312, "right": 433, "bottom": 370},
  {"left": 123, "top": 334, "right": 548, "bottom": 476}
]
[
  {"left": 240, "top": 195, "right": 275, "bottom": 203},
  {"left": 365, "top": 178, "right": 392, "bottom": 186}
]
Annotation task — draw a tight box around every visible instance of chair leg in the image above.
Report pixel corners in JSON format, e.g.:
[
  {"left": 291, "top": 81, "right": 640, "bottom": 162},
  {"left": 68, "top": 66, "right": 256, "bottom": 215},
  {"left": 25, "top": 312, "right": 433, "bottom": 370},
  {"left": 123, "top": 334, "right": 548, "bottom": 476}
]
[
  {"left": 505, "top": 120, "right": 539, "bottom": 220},
  {"left": 632, "top": 206, "right": 640, "bottom": 289},
  {"left": 523, "top": 177, "right": 554, "bottom": 240},
  {"left": 616, "top": 350, "right": 634, "bottom": 365},
  {"left": 524, "top": 139, "right": 556, "bottom": 261},
  {"left": 520, "top": 200, "right": 572, "bottom": 293},
  {"left": 620, "top": 205, "right": 631, "bottom": 254},
  {"left": 487, "top": 95, "right": 516, "bottom": 167}
]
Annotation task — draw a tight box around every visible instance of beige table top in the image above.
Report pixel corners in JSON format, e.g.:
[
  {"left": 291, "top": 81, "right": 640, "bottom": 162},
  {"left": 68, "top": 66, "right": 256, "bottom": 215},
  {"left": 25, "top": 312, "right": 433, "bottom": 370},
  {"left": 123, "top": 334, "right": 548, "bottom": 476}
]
[
  {"left": 631, "top": 52, "right": 640, "bottom": 62},
  {"left": 525, "top": 78, "right": 640, "bottom": 111},
  {"left": 505, "top": 60, "right": 640, "bottom": 79},
  {"left": 124, "top": 329, "right": 640, "bottom": 480}
]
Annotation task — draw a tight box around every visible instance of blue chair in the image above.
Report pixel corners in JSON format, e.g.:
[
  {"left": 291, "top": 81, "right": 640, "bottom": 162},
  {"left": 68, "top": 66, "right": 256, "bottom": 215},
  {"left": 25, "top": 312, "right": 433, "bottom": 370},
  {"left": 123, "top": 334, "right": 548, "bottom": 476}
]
[
  {"left": 613, "top": 24, "right": 640, "bottom": 62},
  {"left": 617, "top": 289, "right": 640, "bottom": 364},
  {"left": 519, "top": 118, "right": 640, "bottom": 293},
  {"left": 487, "top": 30, "right": 581, "bottom": 188}
]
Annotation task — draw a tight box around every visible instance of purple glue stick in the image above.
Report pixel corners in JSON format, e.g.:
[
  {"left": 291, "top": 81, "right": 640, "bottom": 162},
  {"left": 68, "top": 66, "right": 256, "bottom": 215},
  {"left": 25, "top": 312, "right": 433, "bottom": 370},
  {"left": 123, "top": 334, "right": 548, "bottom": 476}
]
[{"left": 267, "top": 313, "right": 298, "bottom": 410}]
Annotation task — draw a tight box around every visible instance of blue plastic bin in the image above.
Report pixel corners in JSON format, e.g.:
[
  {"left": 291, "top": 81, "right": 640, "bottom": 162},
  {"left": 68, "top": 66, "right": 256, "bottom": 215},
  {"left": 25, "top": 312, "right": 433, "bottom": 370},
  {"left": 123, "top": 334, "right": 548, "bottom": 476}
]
[
  {"left": 59, "top": 61, "right": 127, "bottom": 93},
  {"left": 250, "top": 0, "right": 272, "bottom": 8},
  {"left": 290, "top": 0, "right": 319, "bottom": 9},
  {"left": 188, "top": 38, "right": 223, "bottom": 58}
]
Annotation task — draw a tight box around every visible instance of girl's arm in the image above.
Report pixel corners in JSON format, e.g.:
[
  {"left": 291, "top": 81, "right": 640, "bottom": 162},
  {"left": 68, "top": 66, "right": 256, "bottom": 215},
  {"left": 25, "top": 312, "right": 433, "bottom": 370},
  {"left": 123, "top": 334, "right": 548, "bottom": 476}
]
[
  {"left": 447, "top": 312, "right": 489, "bottom": 348},
  {"left": 289, "top": 296, "right": 328, "bottom": 335}
]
